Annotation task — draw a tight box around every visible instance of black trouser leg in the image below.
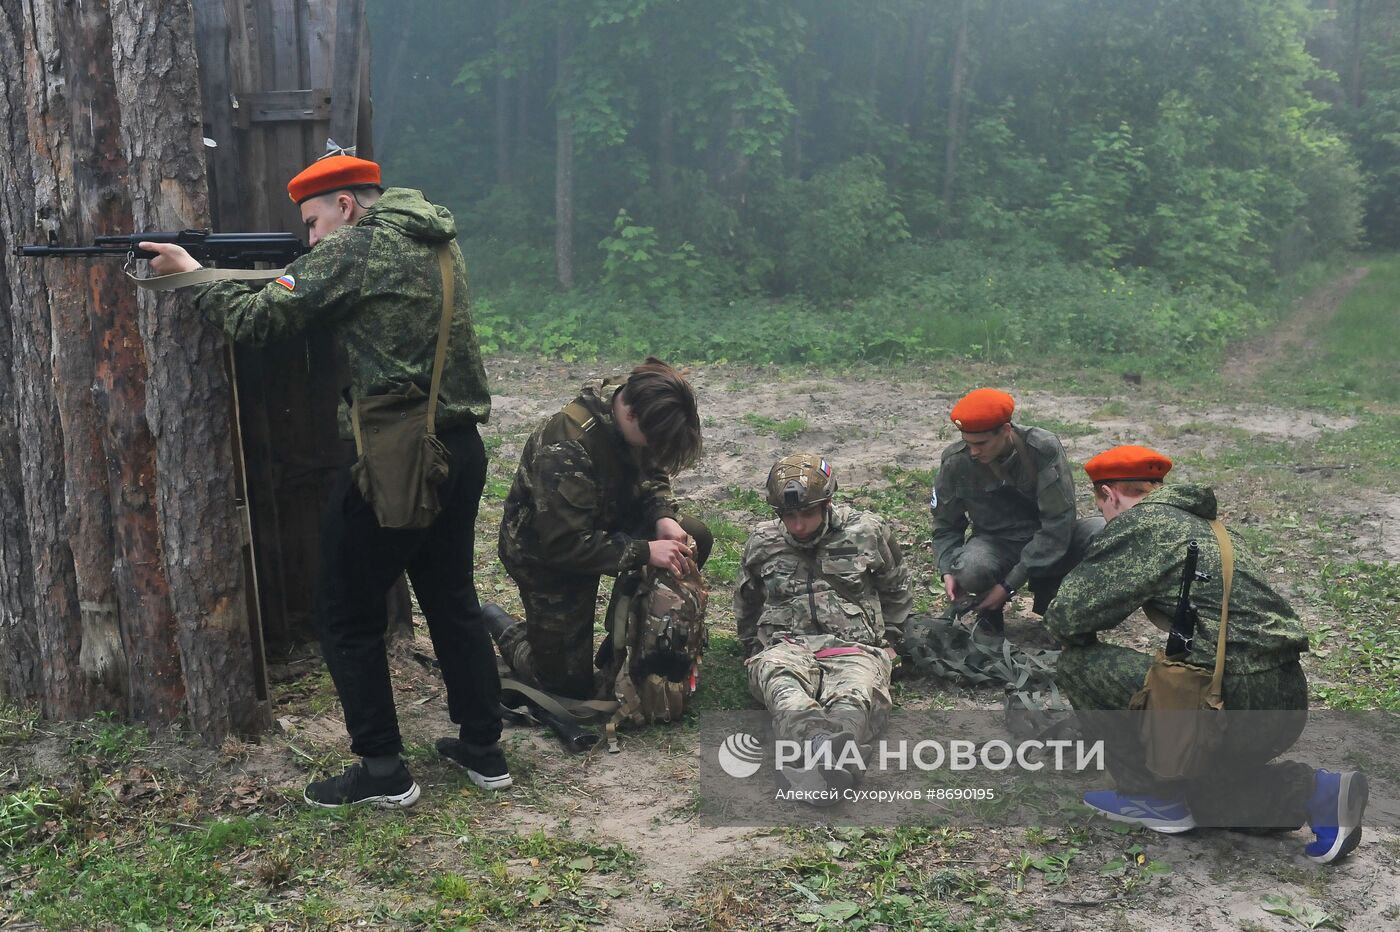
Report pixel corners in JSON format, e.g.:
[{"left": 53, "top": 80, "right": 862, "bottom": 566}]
[
  {"left": 316, "top": 425, "right": 499, "bottom": 757},
  {"left": 406, "top": 427, "right": 502, "bottom": 747}
]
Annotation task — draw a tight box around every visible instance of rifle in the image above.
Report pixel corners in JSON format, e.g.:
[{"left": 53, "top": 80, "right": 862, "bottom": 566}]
[
  {"left": 1166, "top": 540, "right": 1211, "bottom": 657},
  {"left": 13, "top": 229, "right": 307, "bottom": 268}
]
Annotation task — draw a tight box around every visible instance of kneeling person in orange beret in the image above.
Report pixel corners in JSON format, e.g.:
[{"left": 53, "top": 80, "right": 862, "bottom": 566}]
[
  {"left": 930, "top": 388, "right": 1104, "bottom": 635},
  {"left": 1046, "top": 446, "right": 1366, "bottom": 863}
]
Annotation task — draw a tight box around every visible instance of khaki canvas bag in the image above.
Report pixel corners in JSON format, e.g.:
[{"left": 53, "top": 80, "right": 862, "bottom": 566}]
[
  {"left": 1129, "top": 519, "right": 1235, "bottom": 781},
  {"left": 349, "top": 245, "right": 456, "bottom": 530}
]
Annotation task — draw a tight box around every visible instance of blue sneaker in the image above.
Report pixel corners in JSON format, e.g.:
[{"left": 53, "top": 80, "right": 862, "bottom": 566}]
[
  {"left": 1305, "top": 769, "right": 1367, "bottom": 864},
  {"left": 1083, "top": 789, "right": 1196, "bottom": 833}
]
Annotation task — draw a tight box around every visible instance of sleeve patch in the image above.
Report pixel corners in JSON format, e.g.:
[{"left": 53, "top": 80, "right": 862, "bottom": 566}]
[{"left": 275, "top": 274, "right": 296, "bottom": 291}]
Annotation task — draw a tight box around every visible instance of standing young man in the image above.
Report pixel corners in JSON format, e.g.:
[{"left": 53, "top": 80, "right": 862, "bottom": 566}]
[
  {"left": 491, "top": 359, "right": 709, "bottom": 701},
  {"left": 143, "top": 153, "right": 507, "bottom": 808},
  {"left": 931, "top": 388, "right": 1103, "bottom": 634}
]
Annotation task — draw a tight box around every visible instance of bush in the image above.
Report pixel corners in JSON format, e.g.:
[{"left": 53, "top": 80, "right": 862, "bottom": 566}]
[{"left": 477, "top": 238, "right": 1255, "bottom": 373}]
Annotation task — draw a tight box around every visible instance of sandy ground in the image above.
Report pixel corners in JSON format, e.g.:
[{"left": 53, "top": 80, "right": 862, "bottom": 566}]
[{"left": 10, "top": 266, "right": 1396, "bottom": 930}]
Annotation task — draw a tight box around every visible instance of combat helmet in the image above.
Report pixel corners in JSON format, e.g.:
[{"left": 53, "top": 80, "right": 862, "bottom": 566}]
[{"left": 766, "top": 453, "right": 837, "bottom": 514}]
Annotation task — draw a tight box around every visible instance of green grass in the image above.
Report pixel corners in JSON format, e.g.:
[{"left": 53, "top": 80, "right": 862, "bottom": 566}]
[
  {"left": 1310, "top": 561, "right": 1400, "bottom": 709},
  {"left": 3, "top": 774, "right": 639, "bottom": 931},
  {"left": 742, "top": 412, "right": 810, "bottom": 441},
  {"left": 1260, "top": 252, "right": 1400, "bottom": 408}
]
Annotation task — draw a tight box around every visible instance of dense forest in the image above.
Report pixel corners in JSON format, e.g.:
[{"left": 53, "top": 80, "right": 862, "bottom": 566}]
[{"left": 366, "top": 0, "right": 1398, "bottom": 369}]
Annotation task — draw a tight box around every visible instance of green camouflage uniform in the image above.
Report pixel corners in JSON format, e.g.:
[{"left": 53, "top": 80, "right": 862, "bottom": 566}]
[
  {"left": 194, "top": 187, "right": 491, "bottom": 437},
  {"left": 931, "top": 425, "right": 1102, "bottom": 610},
  {"left": 1046, "top": 483, "right": 1315, "bottom": 826},
  {"left": 497, "top": 377, "right": 710, "bottom": 699},
  {"left": 735, "top": 504, "right": 912, "bottom": 744}
]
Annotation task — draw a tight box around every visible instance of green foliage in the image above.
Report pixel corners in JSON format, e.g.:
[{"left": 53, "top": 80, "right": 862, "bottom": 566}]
[
  {"left": 753, "top": 156, "right": 909, "bottom": 297},
  {"left": 598, "top": 208, "right": 705, "bottom": 302},
  {"left": 368, "top": 0, "right": 1388, "bottom": 353}
]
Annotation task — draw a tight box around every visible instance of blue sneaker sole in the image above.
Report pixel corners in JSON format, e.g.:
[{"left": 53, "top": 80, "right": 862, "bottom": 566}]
[
  {"left": 1308, "top": 772, "right": 1368, "bottom": 864},
  {"left": 1084, "top": 799, "right": 1196, "bottom": 834}
]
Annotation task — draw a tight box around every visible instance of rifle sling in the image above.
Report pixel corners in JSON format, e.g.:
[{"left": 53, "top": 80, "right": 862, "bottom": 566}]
[{"left": 126, "top": 266, "right": 290, "bottom": 291}]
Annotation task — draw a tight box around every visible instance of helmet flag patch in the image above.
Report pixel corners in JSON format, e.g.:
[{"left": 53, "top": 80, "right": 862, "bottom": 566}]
[{"left": 818, "top": 459, "right": 831, "bottom": 477}]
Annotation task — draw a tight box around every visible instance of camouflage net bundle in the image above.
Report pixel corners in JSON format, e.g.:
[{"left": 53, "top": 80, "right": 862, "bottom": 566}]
[{"left": 901, "top": 610, "right": 1077, "bottom": 739}]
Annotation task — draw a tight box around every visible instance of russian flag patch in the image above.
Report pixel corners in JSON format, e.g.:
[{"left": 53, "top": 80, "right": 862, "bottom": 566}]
[
  {"left": 275, "top": 274, "right": 296, "bottom": 291},
  {"left": 818, "top": 458, "right": 831, "bottom": 477}
]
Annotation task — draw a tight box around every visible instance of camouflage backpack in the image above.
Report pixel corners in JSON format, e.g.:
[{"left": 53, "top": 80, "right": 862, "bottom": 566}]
[{"left": 599, "top": 557, "right": 709, "bottom": 747}]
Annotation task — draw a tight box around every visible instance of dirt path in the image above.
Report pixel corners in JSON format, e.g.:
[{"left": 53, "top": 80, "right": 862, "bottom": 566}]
[{"left": 1224, "top": 265, "right": 1370, "bottom": 388}]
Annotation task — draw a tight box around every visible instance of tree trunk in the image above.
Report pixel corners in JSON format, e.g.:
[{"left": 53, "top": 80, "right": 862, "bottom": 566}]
[
  {"left": 554, "top": 16, "right": 575, "bottom": 290},
  {"left": 108, "top": 0, "right": 268, "bottom": 738},
  {"left": 900, "top": 2, "right": 934, "bottom": 136},
  {"left": 495, "top": 0, "right": 512, "bottom": 186},
  {"left": 1350, "top": 0, "right": 1365, "bottom": 108},
  {"left": 3, "top": 0, "right": 90, "bottom": 719},
  {"left": 0, "top": 2, "right": 40, "bottom": 705},
  {"left": 942, "top": 0, "right": 972, "bottom": 212},
  {"left": 58, "top": 0, "right": 186, "bottom": 724},
  {"left": 656, "top": 31, "right": 674, "bottom": 200}
]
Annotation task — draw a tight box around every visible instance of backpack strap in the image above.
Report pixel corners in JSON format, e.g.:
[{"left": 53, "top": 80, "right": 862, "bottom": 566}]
[
  {"left": 1206, "top": 519, "right": 1234, "bottom": 704},
  {"left": 497, "top": 666, "right": 619, "bottom": 724}
]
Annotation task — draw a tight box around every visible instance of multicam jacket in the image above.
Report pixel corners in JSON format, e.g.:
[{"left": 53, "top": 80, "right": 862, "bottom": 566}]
[
  {"left": 499, "top": 377, "right": 680, "bottom": 577},
  {"left": 931, "top": 424, "right": 1078, "bottom": 590},
  {"left": 194, "top": 187, "right": 491, "bottom": 436},
  {"left": 735, "top": 504, "right": 912, "bottom": 657},
  {"left": 1045, "top": 483, "right": 1308, "bottom": 674}
]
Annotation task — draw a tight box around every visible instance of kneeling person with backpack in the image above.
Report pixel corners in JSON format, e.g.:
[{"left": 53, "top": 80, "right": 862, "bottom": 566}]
[
  {"left": 736, "top": 454, "right": 912, "bottom": 801},
  {"left": 487, "top": 359, "right": 711, "bottom": 745}
]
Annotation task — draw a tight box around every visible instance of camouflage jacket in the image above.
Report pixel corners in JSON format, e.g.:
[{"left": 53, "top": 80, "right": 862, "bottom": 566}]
[
  {"left": 931, "top": 424, "right": 1078, "bottom": 590},
  {"left": 735, "top": 504, "right": 912, "bottom": 656},
  {"left": 194, "top": 188, "right": 491, "bottom": 437},
  {"left": 1045, "top": 483, "right": 1308, "bottom": 675},
  {"left": 499, "top": 377, "right": 680, "bottom": 577}
]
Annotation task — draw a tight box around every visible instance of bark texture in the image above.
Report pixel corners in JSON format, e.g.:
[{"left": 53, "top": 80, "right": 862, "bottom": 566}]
[{"left": 108, "top": 0, "right": 268, "bottom": 737}]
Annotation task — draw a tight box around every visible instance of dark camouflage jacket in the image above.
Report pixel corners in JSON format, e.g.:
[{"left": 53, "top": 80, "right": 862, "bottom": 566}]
[
  {"left": 931, "top": 424, "right": 1078, "bottom": 590},
  {"left": 735, "top": 504, "right": 912, "bottom": 657},
  {"left": 499, "top": 377, "right": 680, "bottom": 577},
  {"left": 1045, "top": 483, "right": 1308, "bottom": 674},
  {"left": 194, "top": 187, "right": 491, "bottom": 437}
]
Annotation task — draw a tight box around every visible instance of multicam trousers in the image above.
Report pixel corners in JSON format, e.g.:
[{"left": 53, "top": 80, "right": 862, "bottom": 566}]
[
  {"left": 747, "top": 634, "right": 893, "bottom": 746},
  {"left": 497, "top": 515, "right": 712, "bottom": 700},
  {"left": 1056, "top": 639, "right": 1316, "bottom": 828}
]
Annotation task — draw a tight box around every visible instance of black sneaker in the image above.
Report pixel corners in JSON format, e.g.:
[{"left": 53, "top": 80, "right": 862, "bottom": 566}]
[
  {"left": 437, "top": 737, "right": 514, "bottom": 790},
  {"left": 303, "top": 762, "right": 420, "bottom": 809}
]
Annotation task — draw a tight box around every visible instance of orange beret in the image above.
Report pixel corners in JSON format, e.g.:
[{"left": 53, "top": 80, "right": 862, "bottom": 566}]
[
  {"left": 950, "top": 388, "right": 1015, "bottom": 433},
  {"left": 287, "top": 155, "right": 381, "bottom": 204},
  {"left": 1084, "top": 445, "right": 1173, "bottom": 484}
]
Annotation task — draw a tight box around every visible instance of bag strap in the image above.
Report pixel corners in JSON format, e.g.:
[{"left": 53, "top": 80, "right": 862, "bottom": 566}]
[
  {"left": 497, "top": 671, "right": 620, "bottom": 724},
  {"left": 426, "top": 244, "right": 456, "bottom": 436},
  {"left": 1207, "top": 519, "right": 1235, "bottom": 700}
]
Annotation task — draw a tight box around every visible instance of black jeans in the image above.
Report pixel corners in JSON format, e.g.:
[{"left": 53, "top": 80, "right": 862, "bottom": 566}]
[{"left": 315, "top": 424, "right": 501, "bottom": 757}]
